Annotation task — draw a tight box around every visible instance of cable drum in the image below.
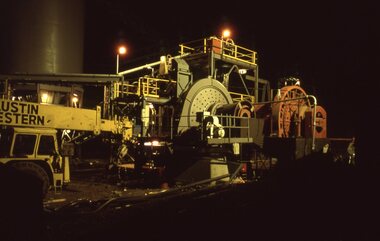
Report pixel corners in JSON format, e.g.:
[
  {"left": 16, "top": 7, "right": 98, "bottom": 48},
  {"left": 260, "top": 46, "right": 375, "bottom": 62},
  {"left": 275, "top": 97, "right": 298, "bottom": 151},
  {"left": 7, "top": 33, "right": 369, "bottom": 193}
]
[
  {"left": 314, "top": 105, "right": 327, "bottom": 138},
  {"left": 177, "top": 78, "right": 233, "bottom": 134},
  {"left": 214, "top": 100, "right": 253, "bottom": 138},
  {"left": 214, "top": 100, "right": 253, "bottom": 118},
  {"left": 271, "top": 85, "right": 309, "bottom": 137}
]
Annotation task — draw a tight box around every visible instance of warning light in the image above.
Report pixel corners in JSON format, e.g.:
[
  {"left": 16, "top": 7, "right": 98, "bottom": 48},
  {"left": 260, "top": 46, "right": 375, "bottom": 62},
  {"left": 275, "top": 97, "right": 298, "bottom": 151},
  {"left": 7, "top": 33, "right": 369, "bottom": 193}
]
[{"left": 222, "top": 29, "right": 231, "bottom": 39}]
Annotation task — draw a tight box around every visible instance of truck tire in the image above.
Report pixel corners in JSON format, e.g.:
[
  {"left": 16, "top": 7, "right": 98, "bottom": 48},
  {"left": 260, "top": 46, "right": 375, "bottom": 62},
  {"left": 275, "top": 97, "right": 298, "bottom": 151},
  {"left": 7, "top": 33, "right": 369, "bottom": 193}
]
[{"left": 11, "top": 162, "right": 50, "bottom": 198}]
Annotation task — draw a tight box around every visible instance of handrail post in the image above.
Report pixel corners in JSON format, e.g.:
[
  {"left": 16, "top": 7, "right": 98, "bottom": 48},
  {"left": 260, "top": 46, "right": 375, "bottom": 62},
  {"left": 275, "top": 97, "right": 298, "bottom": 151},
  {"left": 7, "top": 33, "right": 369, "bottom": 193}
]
[{"left": 306, "top": 95, "right": 318, "bottom": 151}]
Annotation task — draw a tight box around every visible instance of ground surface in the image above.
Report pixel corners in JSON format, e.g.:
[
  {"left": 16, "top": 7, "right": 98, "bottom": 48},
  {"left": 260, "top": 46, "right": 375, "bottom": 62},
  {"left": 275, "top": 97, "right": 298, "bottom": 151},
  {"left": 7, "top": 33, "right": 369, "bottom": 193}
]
[
  {"left": 4, "top": 154, "right": 378, "bottom": 241},
  {"left": 43, "top": 167, "right": 166, "bottom": 210}
]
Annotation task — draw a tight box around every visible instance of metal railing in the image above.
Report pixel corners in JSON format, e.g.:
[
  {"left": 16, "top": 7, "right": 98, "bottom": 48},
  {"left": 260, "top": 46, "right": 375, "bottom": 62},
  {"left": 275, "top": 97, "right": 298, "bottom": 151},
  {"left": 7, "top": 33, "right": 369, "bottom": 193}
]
[
  {"left": 229, "top": 91, "right": 255, "bottom": 103},
  {"left": 179, "top": 36, "right": 257, "bottom": 66},
  {"left": 113, "top": 77, "right": 175, "bottom": 99}
]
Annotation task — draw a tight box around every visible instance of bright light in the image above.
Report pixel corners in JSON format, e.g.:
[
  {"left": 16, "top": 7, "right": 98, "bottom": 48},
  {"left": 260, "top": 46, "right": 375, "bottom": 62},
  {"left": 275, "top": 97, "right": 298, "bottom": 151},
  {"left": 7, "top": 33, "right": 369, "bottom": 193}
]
[
  {"left": 41, "top": 93, "right": 49, "bottom": 103},
  {"left": 152, "top": 140, "right": 160, "bottom": 146},
  {"left": 222, "top": 29, "right": 231, "bottom": 39},
  {"left": 144, "top": 142, "right": 152, "bottom": 146},
  {"left": 116, "top": 45, "right": 127, "bottom": 74},
  {"left": 118, "top": 46, "right": 127, "bottom": 55},
  {"left": 72, "top": 95, "right": 79, "bottom": 107},
  {"left": 238, "top": 69, "right": 247, "bottom": 75},
  {"left": 144, "top": 141, "right": 161, "bottom": 147}
]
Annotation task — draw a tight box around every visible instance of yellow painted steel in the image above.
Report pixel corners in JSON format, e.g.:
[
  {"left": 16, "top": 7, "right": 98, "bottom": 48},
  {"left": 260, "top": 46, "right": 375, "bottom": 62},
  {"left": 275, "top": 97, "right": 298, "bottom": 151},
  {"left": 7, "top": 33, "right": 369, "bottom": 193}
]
[
  {"left": 229, "top": 91, "right": 255, "bottom": 103},
  {"left": 0, "top": 99, "right": 132, "bottom": 140},
  {"left": 114, "top": 77, "right": 175, "bottom": 99}
]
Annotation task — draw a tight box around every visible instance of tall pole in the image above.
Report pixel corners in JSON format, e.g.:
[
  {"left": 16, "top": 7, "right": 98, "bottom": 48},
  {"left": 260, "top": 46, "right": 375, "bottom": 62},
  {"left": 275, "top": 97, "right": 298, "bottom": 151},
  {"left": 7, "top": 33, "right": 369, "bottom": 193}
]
[
  {"left": 116, "top": 54, "right": 120, "bottom": 74},
  {"left": 116, "top": 45, "right": 127, "bottom": 74}
]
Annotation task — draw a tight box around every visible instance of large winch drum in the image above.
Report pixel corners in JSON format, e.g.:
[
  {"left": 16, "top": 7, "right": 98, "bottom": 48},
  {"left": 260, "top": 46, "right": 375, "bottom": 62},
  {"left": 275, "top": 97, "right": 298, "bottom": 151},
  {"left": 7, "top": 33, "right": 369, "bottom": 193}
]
[{"left": 177, "top": 78, "right": 233, "bottom": 134}]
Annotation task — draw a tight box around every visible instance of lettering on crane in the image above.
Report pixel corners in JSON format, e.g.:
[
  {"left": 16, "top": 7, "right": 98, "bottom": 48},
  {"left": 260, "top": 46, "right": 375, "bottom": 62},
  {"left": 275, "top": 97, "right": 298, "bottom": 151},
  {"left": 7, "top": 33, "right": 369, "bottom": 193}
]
[{"left": 0, "top": 100, "right": 45, "bottom": 126}]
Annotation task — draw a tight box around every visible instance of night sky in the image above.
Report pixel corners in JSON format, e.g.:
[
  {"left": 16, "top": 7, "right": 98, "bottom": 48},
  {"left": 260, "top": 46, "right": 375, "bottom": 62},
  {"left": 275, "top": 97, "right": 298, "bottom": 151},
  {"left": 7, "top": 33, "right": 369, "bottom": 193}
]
[
  {"left": 0, "top": 0, "right": 372, "bottom": 139},
  {"left": 84, "top": 1, "right": 372, "bottom": 139}
]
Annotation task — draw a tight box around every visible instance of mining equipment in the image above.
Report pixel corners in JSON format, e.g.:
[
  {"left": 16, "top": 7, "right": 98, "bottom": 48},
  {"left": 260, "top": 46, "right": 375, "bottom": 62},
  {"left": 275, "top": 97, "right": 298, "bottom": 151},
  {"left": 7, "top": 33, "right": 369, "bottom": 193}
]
[
  {"left": 0, "top": 74, "right": 133, "bottom": 196},
  {"left": 1, "top": 35, "right": 348, "bottom": 195},
  {"left": 113, "top": 36, "right": 332, "bottom": 184}
]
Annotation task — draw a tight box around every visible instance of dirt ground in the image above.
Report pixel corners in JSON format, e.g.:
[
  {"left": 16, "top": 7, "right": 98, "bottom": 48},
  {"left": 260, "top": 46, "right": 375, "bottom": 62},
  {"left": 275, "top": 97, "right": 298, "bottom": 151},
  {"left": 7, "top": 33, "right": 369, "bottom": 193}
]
[{"left": 43, "top": 168, "right": 166, "bottom": 210}]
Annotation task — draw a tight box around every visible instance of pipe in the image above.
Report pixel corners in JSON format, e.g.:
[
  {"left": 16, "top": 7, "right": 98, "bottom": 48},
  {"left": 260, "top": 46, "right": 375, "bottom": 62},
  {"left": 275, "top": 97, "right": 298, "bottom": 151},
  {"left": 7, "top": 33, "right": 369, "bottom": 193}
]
[
  {"left": 255, "top": 65, "right": 259, "bottom": 101},
  {"left": 145, "top": 96, "right": 172, "bottom": 105},
  {"left": 225, "top": 65, "right": 250, "bottom": 95},
  {"left": 252, "top": 96, "right": 310, "bottom": 105},
  {"left": 117, "top": 61, "right": 161, "bottom": 76},
  {"left": 118, "top": 54, "right": 187, "bottom": 76},
  {"left": 55, "top": 173, "right": 232, "bottom": 214},
  {"left": 306, "top": 95, "right": 317, "bottom": 151},
  {"left": 228, "top": 162, "right": 244, "bottom": 182}
]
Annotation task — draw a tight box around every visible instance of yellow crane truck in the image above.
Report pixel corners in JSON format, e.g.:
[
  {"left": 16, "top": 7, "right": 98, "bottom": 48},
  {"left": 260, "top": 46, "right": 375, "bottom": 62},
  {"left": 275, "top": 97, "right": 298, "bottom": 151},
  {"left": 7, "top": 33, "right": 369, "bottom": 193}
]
[{"left": 0, "top": 98, "right": 132, "bottom": 196}]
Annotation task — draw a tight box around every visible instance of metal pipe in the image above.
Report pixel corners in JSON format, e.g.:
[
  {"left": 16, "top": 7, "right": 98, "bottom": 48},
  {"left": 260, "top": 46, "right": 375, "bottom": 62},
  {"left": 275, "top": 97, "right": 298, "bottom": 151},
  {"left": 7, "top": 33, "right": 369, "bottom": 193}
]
[
  {"left": 210, "top": 49, "right": 215, "bottom": 77},
  {"left": 229, "top": 162, "right": 244, "bottom": 182},
  {"left": 116, "top": 54, "right": 120, "bottom": 74},
  {"left": 225, "top": 65, "right": 250, "bottom": 95},
  {"left": 255, "top": 65, "right": 259, "bottom": 101},
  {"left": 252, "top": 96, "right": 311, "bottom": 105},
  {"left": 118, "top": 54, "right": 187, "bottom": 76},
  {"left": 306, "top": 95, "right": 317, "bottom": 151},
  {"left": 117, "top": 61, "right": 161, "bottom": 76},
  {"left": 73, "top": 173, "right": 232, "bottom": 214},
  {"left": 177, "top": 174, "right": 231, "bottom": 190}
]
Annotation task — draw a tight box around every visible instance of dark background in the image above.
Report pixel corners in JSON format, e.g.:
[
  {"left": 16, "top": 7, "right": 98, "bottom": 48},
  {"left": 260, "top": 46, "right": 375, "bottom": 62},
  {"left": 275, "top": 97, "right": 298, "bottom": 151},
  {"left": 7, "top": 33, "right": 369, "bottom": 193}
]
[
  {"left": 84, "top": 1, "right": 373, "bottom": 139},
  {"left": 0, "top": 0, "right": 374, "bottom": 159}
]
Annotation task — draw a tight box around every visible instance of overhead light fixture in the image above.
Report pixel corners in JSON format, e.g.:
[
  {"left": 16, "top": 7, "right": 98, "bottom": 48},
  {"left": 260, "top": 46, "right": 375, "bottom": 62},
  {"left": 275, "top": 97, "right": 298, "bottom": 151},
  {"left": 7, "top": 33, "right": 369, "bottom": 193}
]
[
  {"left": 41, "top": 92, "right": 49, "bottom": 103},
  {"left": 238, "top": 69, "right": 247, "bottom": 75},
  {"left": 222, "top": 29, "right": 231, "bottom": 39}
]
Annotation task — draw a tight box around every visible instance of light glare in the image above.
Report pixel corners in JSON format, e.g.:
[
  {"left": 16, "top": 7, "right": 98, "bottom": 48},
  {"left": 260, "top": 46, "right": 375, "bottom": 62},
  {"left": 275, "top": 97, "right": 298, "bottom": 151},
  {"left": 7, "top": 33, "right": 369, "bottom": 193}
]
[
  {"left": 222, "top": 29, "right": 231, "bottom": 38},
  {"left": 118, "top": 46, "right": 127, "bottom": 55},
  {"left": 41, "top": 93, "right": 49, "bottom": 103}
]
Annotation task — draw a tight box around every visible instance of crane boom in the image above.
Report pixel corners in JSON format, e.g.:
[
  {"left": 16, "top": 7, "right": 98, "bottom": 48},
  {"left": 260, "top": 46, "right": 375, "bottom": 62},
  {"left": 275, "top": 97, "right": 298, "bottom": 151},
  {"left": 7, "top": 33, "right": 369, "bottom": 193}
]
[{"left": 0, "top": 99, "right": 132, "bottom": 137}]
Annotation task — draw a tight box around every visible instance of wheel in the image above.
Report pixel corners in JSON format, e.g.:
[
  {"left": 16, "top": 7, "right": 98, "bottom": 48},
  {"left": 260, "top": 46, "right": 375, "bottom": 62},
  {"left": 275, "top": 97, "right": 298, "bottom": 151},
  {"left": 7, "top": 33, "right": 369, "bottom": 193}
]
[
  {"left": 315, "top": 105, "right": 327, "bottom": 138},
  {"left": 272, "top": 85, "right": 309, "bottom": 137},
  {"left": 11, "top": 161, "right": 50, "bottom": 198}
]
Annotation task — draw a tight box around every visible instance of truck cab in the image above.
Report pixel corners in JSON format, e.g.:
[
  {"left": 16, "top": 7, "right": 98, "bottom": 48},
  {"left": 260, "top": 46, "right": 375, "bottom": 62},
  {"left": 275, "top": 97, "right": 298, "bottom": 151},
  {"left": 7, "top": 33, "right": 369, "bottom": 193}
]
[{"left": 0, "top": 127, "right": 70, "bottom": 197}]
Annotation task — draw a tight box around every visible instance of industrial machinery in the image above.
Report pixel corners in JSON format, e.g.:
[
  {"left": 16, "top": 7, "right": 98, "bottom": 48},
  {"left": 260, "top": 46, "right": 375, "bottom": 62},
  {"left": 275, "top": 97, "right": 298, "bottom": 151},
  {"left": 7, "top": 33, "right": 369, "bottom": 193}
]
[
  {"left": 1, "top": 35, "right": 336, "bottom": 193},
  {"left": 0, "top": 74, "right": 132, "bottom": 196},
  {"left": 112, "top": 36, "right": 330, "bottom": 184}
]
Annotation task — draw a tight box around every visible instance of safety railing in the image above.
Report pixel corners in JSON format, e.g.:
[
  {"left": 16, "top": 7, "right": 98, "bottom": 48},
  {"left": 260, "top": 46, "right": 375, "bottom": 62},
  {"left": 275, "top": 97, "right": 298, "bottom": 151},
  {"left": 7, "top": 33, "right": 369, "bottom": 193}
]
[
  {"left": 216, "top": 114, "right": 252, "bottom": 139},
  {"left": 140, "top": 77, "right": 158, "bottom": 97},
  {"left": 113, "top": 77, "right": 175, "bottom": 99},
  {"left": 229, "top": 91, "right": 255, "bottom": 103},
  {"left": 138, "top": 113, "right": 254, "bottom": 143},
  {"left": 179, "top": 36, "right": 257, "bottom": 66}
]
